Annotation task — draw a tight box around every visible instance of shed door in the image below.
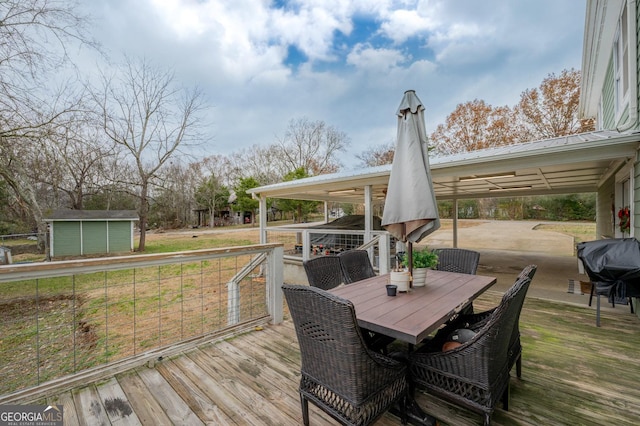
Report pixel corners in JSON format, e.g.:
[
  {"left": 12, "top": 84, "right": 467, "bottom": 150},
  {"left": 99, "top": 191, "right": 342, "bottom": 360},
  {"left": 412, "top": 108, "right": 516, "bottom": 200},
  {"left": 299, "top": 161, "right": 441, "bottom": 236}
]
[
  {"left": 52, "top": 222, "right": 81, "bottom": 257},
  {"left": 82, "top": 222, "right": 107, "bottom": 254},
  {"left": 108, "top": 221, "right": 132, "bottom": 252}
]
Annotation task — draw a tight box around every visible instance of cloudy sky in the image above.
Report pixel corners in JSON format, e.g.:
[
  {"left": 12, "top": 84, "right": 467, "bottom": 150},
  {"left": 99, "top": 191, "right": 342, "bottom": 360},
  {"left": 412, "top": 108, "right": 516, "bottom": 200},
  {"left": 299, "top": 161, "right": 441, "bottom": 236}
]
[{"left": 79, "top": 0, "right": 586, "bottom": 169}]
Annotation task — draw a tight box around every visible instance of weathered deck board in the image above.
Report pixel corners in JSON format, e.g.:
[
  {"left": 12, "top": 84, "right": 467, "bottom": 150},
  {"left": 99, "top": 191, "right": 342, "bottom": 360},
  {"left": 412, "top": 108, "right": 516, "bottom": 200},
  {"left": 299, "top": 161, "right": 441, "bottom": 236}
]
[
  {"left": 136, "top": 367, "right": 204, "bottom": 425},
  {"left": 47, "top": 391, "right": 81, "bottom": 426},
  {"left": 155, "top": 359, "right": 234, "bottom": 425},
  {"left": 116, "top": 371, "right": 174, "bottom": 425},
  {"left": 4, "top": 293, "right": 640, "bottom": 426},
  {"left": 95, "top": 378, "right": 141, "bottom": 426},
  {"left": 72, "top": 384, "right": 113, "bottom": 426}
]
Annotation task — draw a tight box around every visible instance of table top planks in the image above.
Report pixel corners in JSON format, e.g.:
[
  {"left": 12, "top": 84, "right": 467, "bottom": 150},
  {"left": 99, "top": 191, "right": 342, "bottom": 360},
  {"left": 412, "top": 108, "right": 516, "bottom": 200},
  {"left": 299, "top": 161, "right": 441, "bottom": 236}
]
[{"left": 329, "top": 270, "right": 497, "bottom": 344}]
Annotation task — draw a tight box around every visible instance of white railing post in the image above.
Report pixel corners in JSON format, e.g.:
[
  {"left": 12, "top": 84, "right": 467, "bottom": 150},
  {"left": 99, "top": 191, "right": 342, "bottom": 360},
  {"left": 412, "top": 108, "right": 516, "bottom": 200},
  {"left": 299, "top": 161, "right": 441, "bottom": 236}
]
[
  {"left": 302, "top": 230, "right": 311, "bottom": 262},
  {"left": 267, "top": 245, "right": 284, "bottom": 324},
  {"left": 227, "top": 281, "right": 240, "bottom": 325},
  {"left": 379, "top": 233, "right": 390, "bottom": 274},
  {"left": 259, "top": 196, "right": 268, "bottom": 244},
  {"left": 364, "top": 185, "right": 374, "bottom": 260}
]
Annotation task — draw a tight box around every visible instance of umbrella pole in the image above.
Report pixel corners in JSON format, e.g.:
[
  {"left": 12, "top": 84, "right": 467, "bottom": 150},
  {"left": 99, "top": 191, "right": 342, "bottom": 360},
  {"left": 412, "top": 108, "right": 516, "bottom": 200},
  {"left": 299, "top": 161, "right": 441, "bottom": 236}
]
[{"left": 408, "top": 242, "right": 413, "bottom": 289}]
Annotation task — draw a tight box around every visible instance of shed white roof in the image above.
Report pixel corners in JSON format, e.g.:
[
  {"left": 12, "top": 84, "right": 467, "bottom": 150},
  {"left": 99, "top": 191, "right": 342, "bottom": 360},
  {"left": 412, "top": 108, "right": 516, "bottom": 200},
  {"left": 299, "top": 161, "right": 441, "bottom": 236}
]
[{"left": 248, "top": 130, "right": 640, "bottom": 203}]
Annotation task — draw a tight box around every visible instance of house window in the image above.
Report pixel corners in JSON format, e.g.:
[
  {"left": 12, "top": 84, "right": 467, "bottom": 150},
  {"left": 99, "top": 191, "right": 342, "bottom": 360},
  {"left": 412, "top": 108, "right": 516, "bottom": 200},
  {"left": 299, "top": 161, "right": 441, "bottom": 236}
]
[{"left": 614, "top": 5, "right": 629, "bottom": 117}]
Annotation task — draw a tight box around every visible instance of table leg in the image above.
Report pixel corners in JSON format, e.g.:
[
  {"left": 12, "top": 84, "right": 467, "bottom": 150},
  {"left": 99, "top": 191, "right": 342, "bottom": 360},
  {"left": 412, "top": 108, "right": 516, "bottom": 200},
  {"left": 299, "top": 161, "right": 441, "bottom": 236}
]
[
  {"left": 405, "top": 385, "right": 438, "bottom": 426},
  {"left": 389, "top": 391, "right": 437, "bottom": 425}
]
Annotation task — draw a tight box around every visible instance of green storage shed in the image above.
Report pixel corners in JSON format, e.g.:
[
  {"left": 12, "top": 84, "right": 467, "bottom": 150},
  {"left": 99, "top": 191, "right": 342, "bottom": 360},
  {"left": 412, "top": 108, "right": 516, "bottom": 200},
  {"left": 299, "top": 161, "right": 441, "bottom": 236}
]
[{"left": 45, "top": 210, "right": 138, "bottom": 258}]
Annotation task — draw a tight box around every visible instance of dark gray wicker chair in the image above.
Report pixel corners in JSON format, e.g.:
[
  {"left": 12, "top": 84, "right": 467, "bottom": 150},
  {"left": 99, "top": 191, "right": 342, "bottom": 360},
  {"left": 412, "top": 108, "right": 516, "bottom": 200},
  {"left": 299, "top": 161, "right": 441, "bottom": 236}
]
[
  {"left": 409, "top": 269, "right": 533, "bottom": 426},
  {"left": 435, "top": 248, "right": 481, "bottom": 315},
  {"left": 338, "top": 250, "right": 376, "bottom": 284},
  {"left": 304, "top": 255, "right": 393, "bottom": 353},
  {"left": 434, "top": 248, "right": 481, "bottom": 275},
  {"left": 282, "top": 284, "right": 408, "bottom": 426},
  {"left": 303, "top": 256, "right": 343, "bottom": 290},
  {"left": 434, "top": 265, "right": 536, "bottom": 380}
]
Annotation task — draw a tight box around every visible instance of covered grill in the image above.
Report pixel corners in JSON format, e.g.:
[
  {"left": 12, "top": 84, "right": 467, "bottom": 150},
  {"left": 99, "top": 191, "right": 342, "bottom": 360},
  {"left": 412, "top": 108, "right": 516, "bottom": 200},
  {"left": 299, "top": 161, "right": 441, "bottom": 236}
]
[{"left": 576, "top": 238, "right": 640, "bottom": 326}]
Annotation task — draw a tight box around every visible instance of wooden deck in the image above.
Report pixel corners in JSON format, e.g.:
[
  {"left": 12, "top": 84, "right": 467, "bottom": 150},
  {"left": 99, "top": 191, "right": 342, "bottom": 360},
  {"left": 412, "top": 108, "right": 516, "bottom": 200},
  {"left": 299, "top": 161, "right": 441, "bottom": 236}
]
[{"left": 5, "top": 292, "right": 640, "bottom": 426}]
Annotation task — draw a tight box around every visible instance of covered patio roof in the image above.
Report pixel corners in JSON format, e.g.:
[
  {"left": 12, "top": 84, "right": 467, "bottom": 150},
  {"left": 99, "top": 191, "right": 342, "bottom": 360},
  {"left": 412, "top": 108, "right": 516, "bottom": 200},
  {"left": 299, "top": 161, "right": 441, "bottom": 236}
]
[{"left": 248, "top": 130, "right": 640, "bottom": 204}]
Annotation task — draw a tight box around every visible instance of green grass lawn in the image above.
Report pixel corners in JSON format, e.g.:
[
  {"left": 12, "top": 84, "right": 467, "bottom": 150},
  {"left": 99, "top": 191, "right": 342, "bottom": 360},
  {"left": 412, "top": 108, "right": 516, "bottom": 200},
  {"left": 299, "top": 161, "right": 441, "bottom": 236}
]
[{"left": 533, "top": 222, "right": 597, "bottom": 244}]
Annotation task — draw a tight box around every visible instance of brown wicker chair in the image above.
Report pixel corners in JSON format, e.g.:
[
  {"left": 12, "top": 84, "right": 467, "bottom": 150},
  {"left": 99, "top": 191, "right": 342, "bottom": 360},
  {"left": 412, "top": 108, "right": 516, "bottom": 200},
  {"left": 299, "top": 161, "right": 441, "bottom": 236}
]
[
  {"left": 409, "top": 269, "right": 533, "bottom": 426},
  {"left": 303, "top": 256, "right": 343, "bottom": 290},
  {"left": 282, "top": 284, "right": 408, "bottom": 426},
  {"left": 338, "top": 250, "right": 376, "bottom": 284}
]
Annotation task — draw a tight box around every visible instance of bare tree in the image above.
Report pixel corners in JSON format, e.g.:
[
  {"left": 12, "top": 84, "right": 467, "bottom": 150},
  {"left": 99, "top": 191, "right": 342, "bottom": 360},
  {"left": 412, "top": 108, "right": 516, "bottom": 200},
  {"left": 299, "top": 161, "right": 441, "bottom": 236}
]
[
  {"left": 230, "top": 144, "right": 285, "bottom": 185},
  {"left": 276, "top": 117, "right": 349, "bottom": 175},
  {"left": 33, "top": 113, "right": 117, "bottom": 210},
  {"left": 93, "top": 57, "right": 206, "bottom": 250},
  {"left": 356, "top": 141, "right": 395, "bottom": 167},
  {"left": 0, "top": 0, "right": 97, "bottom": 243},
  {"left": 151, "top": 160, "right": 200, "bottom": 228},
  {"left": 199, "top": 154, "right": 236, "bottom": 188}
]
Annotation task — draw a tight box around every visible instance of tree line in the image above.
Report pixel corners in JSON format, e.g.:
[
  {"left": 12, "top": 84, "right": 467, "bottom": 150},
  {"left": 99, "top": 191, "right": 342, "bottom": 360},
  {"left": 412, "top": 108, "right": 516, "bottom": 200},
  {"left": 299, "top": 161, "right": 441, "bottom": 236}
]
[{"left": 0, "top": 1, "right": 592, "bottom": 252}]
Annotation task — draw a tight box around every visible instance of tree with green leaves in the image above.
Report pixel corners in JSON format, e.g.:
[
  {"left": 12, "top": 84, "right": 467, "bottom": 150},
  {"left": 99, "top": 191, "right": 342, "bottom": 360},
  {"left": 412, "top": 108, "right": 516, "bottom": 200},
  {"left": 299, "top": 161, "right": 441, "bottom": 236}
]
[
  {"left": 234, "top": 177, "right": 260, "bottom": 225},
  {"left": 277, "top": 168, "right": 320, "bottom": 223}
]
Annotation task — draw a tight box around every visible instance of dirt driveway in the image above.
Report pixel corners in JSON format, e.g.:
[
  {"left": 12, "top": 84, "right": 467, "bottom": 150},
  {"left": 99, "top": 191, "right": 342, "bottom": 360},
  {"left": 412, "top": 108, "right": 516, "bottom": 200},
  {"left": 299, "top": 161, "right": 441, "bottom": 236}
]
[{"left": 424, "top": 220, "right": 575, "bottom": 257}]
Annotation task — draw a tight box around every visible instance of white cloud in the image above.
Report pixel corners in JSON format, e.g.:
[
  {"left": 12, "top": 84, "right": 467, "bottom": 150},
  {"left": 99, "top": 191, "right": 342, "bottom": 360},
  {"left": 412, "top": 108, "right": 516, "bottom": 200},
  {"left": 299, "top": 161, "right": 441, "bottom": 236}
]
[
  {"left": 346, "top": 44, "right": 407, "bottom": 71},
  {"left": 79, "top": 0, "right": 586, "bottom": 168},
  {"left": 379, "top": 8, "right": 437, "bottom": 44}
]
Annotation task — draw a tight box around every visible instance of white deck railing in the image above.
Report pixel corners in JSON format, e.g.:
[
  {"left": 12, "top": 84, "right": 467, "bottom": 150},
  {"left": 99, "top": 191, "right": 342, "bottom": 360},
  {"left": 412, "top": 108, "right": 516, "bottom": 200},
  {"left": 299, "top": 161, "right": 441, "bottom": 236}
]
[
  {"left": 265, "top": 227, "right": 393, "bottom": 273},
  {"left": 0, "top": 244, "right": 283, "bottom": 397}
]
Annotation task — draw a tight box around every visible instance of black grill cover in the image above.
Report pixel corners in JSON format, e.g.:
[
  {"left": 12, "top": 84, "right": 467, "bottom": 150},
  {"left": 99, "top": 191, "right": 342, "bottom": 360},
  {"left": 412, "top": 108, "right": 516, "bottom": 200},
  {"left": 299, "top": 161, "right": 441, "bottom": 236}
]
[{"left": 576, "top": 238, "right": 640, "bottom": 300}]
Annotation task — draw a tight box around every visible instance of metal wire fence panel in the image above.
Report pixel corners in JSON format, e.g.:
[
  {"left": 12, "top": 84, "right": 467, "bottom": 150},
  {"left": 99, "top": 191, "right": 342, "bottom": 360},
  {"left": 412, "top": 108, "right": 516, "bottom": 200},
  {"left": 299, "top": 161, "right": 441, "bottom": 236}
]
[
  {"left": 265, "top": 227, "right": 393, "bottom": 272},
  {"left": 0, "top": 245, "right": 281, "bottom": 396}
]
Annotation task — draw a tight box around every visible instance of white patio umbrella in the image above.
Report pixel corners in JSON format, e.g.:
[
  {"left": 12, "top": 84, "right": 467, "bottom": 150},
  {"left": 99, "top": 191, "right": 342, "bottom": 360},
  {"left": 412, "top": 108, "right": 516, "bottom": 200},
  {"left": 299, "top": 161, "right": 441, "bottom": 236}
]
[{"left": 382, "top": 90, "right": 440, "bottom": 286}]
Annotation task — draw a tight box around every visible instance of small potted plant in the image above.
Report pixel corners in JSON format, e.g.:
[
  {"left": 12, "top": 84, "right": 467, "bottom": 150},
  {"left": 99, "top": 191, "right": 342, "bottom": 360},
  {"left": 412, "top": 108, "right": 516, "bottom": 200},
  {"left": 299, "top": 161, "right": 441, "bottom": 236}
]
[{"left": 402, "top": 247, "right": 438, "bottom": 287}]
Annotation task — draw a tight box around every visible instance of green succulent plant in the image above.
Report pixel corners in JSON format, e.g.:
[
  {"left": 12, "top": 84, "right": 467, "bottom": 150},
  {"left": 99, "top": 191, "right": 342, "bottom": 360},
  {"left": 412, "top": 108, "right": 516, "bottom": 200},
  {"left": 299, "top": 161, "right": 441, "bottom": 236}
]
[{"left": 401, "top": 247, "right": 439, "bottom": 269}]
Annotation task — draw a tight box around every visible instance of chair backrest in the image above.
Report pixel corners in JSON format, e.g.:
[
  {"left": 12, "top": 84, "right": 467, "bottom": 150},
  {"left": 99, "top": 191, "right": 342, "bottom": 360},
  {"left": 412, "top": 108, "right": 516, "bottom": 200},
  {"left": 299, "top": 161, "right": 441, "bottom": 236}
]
[
  {"left": 303, "top": 256, "right": 343, "bottom": 290},
  {"left": 509, "top": 265, "right": 536, "bottom": 346},
  {"left": 483, "top": 269, "right": 533, "bottom": 377},
  {"left": 445, "top": 270, "right": 532, "bottom": 384},
  {"left": 338, "top": 250, "right": 376, "bottom": 284},
  {"left": 434, "top": 248, "right": 480, "bottom": 275},
  {"left": 282, "top": 284, "right": 388, "bottom": 403}
]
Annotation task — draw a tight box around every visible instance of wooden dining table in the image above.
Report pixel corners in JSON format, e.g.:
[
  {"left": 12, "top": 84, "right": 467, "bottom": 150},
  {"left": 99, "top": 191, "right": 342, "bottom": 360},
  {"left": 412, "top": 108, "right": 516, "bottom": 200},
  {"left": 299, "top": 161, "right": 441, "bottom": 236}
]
[{"left": 329, "top": 270, "right": 497, "bottom": 345}]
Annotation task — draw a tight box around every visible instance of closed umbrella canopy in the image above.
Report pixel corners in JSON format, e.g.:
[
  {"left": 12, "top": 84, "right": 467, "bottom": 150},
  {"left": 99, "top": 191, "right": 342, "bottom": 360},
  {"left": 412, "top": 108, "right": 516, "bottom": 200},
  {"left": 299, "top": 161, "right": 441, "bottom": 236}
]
[{"left": 382, "top": 90, "right": 440, "bottom": 243}]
